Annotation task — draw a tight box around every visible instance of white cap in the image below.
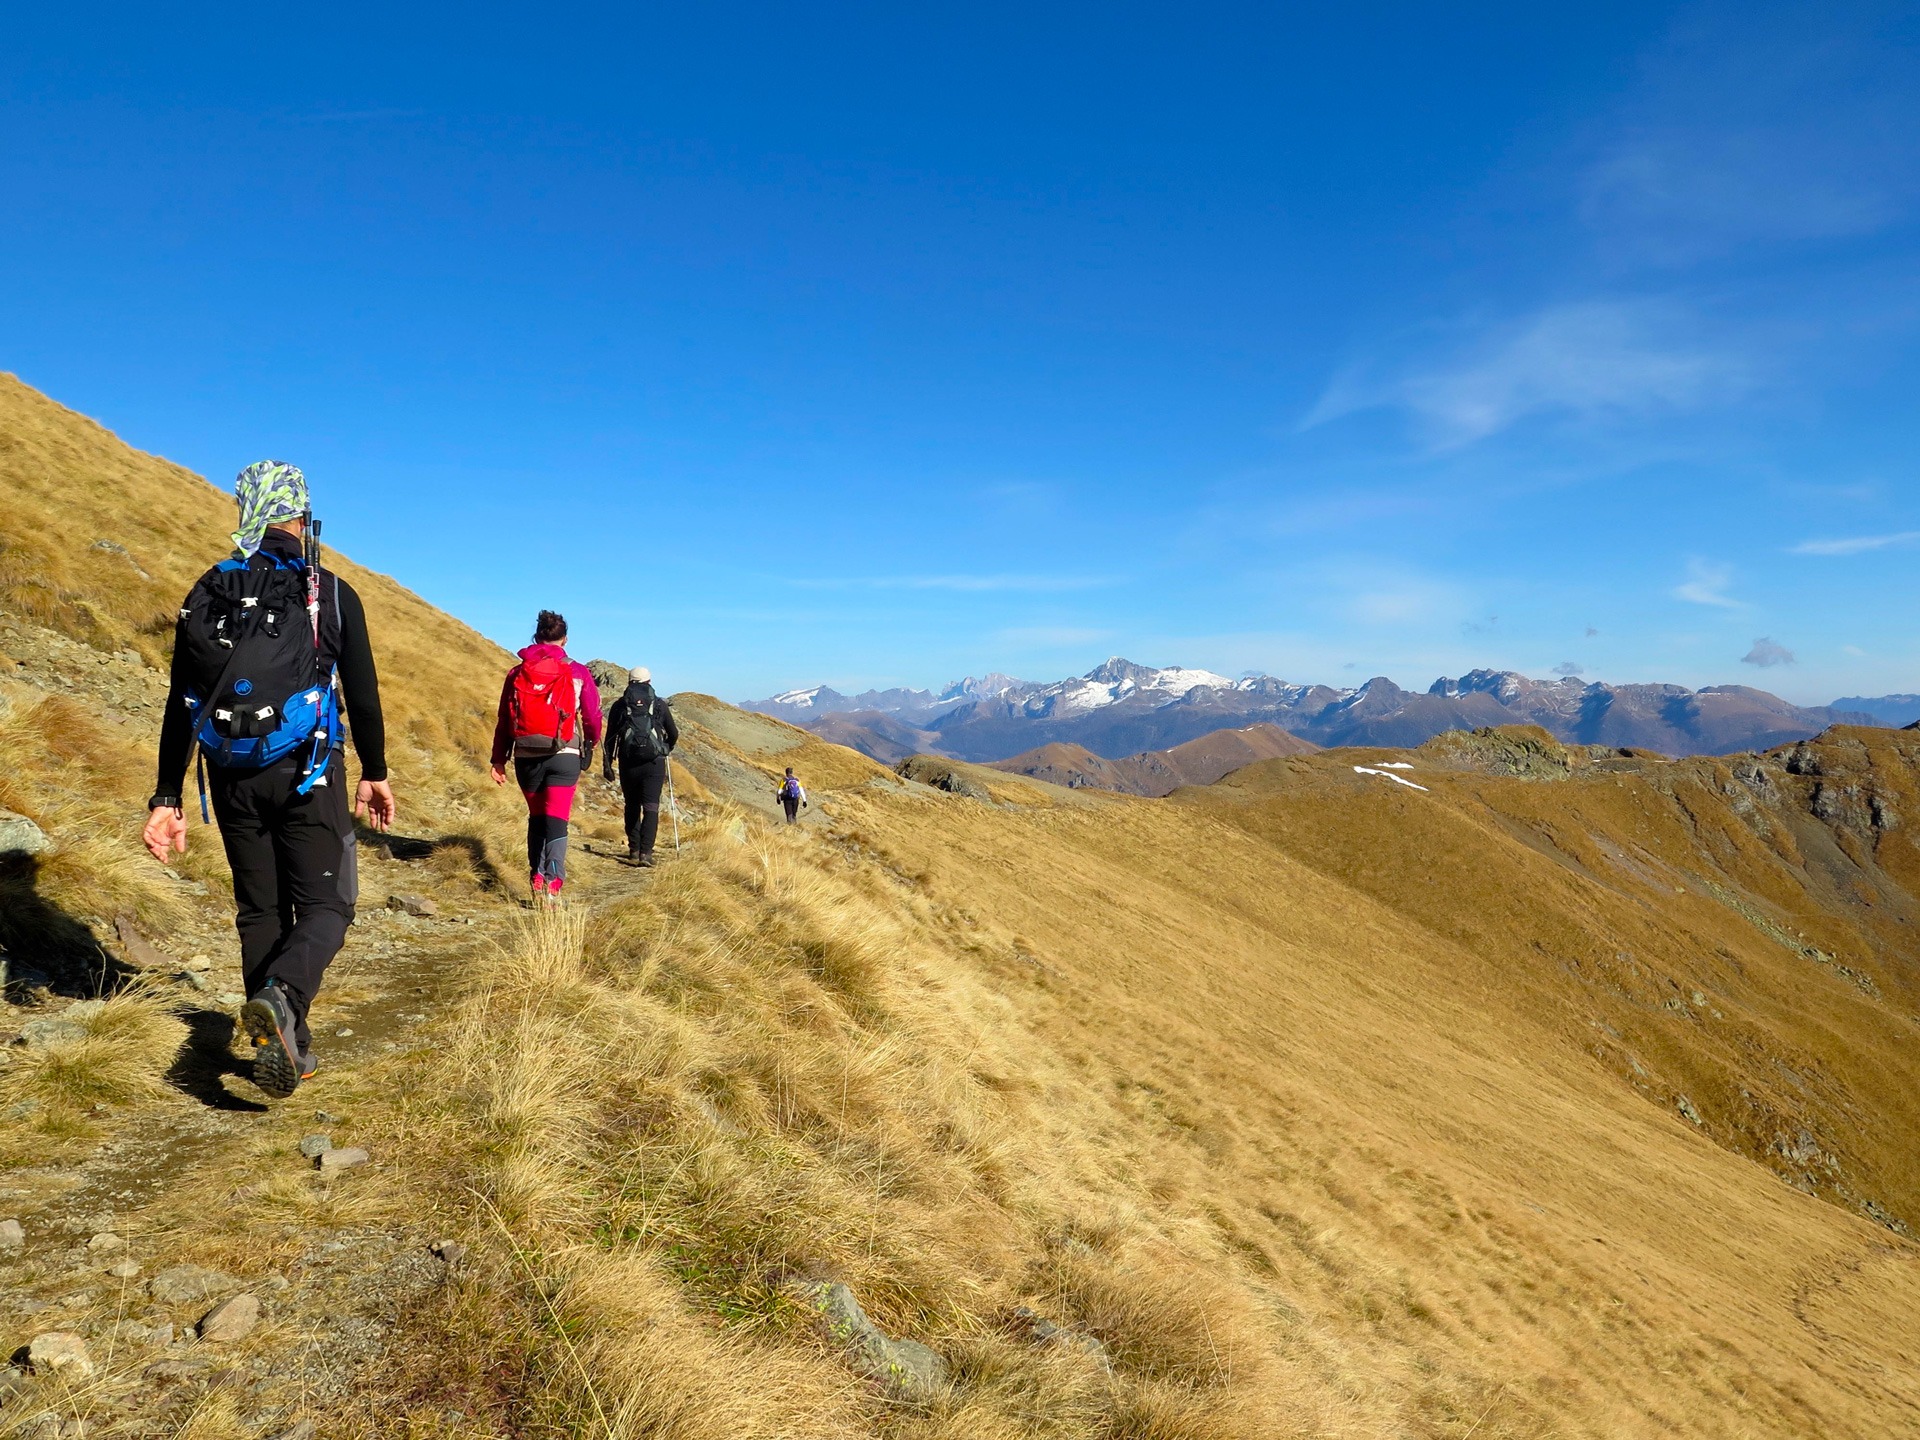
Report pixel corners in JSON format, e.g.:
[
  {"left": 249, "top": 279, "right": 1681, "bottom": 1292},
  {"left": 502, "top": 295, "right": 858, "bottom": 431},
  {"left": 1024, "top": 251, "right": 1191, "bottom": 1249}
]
[{"left": 630, "top": 666, "right": 651, "bottom": 683}]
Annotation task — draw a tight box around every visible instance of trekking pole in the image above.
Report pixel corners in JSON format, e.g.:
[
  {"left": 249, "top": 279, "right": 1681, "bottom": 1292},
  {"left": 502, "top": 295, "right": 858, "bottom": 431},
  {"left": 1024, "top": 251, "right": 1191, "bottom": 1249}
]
[{"left": 666, "top": 758, "right": 681, "bottom": 852}]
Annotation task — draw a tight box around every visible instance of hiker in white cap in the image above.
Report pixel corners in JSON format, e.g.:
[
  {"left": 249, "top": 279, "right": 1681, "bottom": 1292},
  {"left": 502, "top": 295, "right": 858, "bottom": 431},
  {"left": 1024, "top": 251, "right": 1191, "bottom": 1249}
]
[{"left": 603, "top": 666, "right": 678, "bottom": 866}]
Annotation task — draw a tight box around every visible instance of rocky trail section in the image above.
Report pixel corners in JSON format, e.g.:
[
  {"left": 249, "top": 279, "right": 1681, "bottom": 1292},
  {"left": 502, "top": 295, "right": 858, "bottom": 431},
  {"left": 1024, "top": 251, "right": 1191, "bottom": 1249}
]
[{"left": 1, "top": 859, "right": 509, "bottom": 1436}]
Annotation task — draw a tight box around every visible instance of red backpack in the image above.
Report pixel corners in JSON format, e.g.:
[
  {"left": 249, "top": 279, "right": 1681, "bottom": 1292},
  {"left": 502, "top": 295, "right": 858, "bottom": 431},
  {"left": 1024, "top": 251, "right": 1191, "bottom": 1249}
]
[{"left": 509, "top": 653, "right": 578, "bottom": 755}]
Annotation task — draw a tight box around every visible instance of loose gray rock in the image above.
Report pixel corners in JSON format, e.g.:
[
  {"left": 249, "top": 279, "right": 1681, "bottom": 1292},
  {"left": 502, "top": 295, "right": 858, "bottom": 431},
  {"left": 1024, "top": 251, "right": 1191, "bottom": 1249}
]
[
  {"left": 273, "top": 1420, "right": 318, "bottom": 1440},
  {"left": 14, "top": 1016, "right": 86, "bottom": 1048},
  {"left": 197, "top": 1292, "right": 260, "bottom": 1342},
  {"left": 186, "top": 955, "right": 212, "bottom": 972},
  {"left": 216, "top": 992, "right": 245, "bottom": 1007},
  {"left": 387, "top": 893, "right": 439, "bottom": 918},
  {"left": 26, "top": 1331, "right": 93, "bottom": 1378},
  {"left": 1010, "top": 1306, "right": 1111, "bottom": 1369},
  {"left": 297, "top": 1134, "right": 334, "bottom": 1159},
  {"left": 429, "top": 1238, "right": 467, "bottom": 1264},
  {"left": 178, "top": 970, "right": 211, "bottom": 992},
  {"left": 786, "top": 1279, "right": 949, "bottom": 1405},
  {"left": 86, "top": 1232, "right": 123, "bottom": 1252},
  {"left": 317, "top": 1146, "right": 369, "bottom": 1172},
  {"left": 0, "top": 809, "right": 52, "bottom": 858},
  {"left": 149, "top": 1263, "right": 242, "bottom": 1305},
  {"left": 106, "top": 1260, "right": 142, "bottom": 1280},
  {"left": 113, "top": 916, "right": 177, "bottom": 971},
  {"left": 0, "top": 1218, "right": 23, "bottom": 1250}
]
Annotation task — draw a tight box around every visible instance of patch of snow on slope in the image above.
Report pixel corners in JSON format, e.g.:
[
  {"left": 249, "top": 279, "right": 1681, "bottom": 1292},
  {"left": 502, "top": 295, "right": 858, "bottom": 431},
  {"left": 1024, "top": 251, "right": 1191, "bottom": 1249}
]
[
  {"left": 1353, "top": 766, "right": 1429, "bottom": 792},
  {"left": 770, "top": 687, "right": 824, "bottom": 708},
  {"left": 1055, "top": 678, "right": 1124, "bottom": 715}
]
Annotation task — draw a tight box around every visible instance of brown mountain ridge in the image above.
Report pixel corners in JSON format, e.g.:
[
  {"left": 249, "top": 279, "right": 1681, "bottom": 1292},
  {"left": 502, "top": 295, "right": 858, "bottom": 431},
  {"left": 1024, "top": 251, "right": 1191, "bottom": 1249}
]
[{"left": 988, "top": 721, "right": 1319, "bottom": 796}]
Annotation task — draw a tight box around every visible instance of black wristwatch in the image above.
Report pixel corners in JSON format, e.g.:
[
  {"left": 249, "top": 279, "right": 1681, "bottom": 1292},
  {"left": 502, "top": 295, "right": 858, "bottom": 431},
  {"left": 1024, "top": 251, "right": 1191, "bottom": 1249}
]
[{"left": 147, "top": 792, "right": 183, "bottom": 811}]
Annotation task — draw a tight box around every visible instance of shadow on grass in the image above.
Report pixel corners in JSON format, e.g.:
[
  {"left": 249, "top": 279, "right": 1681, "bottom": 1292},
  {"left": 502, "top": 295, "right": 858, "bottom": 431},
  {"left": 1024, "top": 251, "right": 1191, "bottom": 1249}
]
[
  {"left": 362, "top": 828, "right": 505, "bottom": 892},
  {"left": 0, "top": 854, "right": 137, "bottom": 1001},
  {"left": 164, "top": 1006, "right": 268, "bottom": 1114},
  {"left": 0, "top": 857, "right": 269, "bottom": 1112}
]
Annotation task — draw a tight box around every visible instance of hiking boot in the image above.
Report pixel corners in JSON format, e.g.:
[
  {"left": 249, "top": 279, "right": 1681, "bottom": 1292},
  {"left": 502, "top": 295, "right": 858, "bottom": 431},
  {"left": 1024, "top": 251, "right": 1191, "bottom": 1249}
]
[
  {"left": 297, "top": 1045, "right": 320, "bottom": 1084},
  {"left": 241, "top": 983, "right": 303, "bottom": 1099},
  {"left": 637, "top": 852, "right": 656, "bottom": 868}
]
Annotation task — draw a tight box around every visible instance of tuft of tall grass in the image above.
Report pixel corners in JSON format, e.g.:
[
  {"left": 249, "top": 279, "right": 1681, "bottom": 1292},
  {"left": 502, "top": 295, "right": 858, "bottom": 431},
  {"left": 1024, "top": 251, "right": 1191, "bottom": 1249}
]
[{"left": 0, "top": 982, "right": 186, "bottom": 1128}]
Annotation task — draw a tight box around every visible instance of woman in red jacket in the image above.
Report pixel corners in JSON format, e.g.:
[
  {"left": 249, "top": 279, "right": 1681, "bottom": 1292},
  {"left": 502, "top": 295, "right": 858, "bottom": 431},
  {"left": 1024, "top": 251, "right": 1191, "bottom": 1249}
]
[{"left": 490, "top": 610, "right": 604, "bottom": 901}]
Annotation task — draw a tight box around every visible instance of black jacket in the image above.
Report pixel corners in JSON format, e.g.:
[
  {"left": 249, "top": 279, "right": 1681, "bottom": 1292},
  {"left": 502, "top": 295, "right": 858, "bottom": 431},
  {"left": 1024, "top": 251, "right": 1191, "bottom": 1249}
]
[
  {"left": 154, "top": 528, "right": 387, "bottom": 801},
  {"left": 605, "top": 682, "right": 678, "bottom": 774}
]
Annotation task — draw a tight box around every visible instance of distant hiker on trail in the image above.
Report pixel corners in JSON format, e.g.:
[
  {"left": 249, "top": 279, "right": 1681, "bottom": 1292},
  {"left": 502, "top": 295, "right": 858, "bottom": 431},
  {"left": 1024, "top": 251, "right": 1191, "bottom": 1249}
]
[
  {"left": 490, "top": 610, "right": 603, "bottom": 902},
  {"left": 603, "top": 666, "right": 678, "bottom": 867},
  {"left": 777, "top": 767, "right": 807, "bottom": 823},
  {"left": 143, "top": 461, "right": 395, "bottom": 1100}
]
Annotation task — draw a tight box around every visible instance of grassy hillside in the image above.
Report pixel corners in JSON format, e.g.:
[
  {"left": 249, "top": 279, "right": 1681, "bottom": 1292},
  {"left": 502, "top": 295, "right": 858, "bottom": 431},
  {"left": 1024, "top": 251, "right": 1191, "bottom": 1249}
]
[{"left": 1, "top": 375, "right": 1917, "bottom": 1438}]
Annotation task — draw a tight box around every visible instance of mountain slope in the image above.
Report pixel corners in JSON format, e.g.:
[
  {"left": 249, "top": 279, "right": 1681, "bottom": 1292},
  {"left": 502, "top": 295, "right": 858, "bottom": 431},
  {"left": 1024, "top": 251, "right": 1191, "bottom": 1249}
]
[
  {"left": 988, "top": 722, "right": 1319, "bottom": 796},
  {"left": 4, "top": 373, "right": 1918, "bottom": 1438}
]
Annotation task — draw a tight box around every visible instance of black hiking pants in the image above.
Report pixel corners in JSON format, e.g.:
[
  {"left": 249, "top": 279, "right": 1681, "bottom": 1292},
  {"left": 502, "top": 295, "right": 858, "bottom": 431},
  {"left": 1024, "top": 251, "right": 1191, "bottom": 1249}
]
[
  {"left": 207, "top": 750, "right": 358, "bottom": 1050},
  {"left": 618, "top": 756, "right": 668, "bottom": 857},
  {"left": 781, "top": 795, "right": 800, "bottom": 823}
]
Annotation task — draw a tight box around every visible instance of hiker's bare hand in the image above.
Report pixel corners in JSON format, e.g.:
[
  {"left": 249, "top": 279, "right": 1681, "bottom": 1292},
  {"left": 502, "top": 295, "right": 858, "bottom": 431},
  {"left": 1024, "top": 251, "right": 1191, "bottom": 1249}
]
[
  {"left": 143, "top": 806, "right": 187, "bottom": 863},
  {"left": 356, "top": 779, "right": 396, "bottom": 831},
  {"left": 489, "top": 763, "right": 507, "bottom": 786}
]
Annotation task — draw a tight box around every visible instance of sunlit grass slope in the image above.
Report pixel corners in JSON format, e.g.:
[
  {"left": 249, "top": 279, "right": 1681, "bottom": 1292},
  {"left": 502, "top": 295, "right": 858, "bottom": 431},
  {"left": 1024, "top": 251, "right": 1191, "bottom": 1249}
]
[
  {"left": 356, "top": 740, "right": 1920, "bottom": 1438},
  {"left": 4, "top": 373, "right": 1917, "bottom": 1437}
]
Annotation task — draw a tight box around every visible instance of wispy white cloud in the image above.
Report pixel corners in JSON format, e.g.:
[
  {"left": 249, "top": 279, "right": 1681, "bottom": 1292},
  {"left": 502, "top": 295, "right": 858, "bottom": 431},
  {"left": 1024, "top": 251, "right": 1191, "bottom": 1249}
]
[
  {"left": 791, "top": 574, "right": 1114, "bottom": 593},
  {"left": 1789, "top": 529, "right": 1920, "bottom": 557},
  {"left": 1673, "top": 559, "right": 1743, "bottom": 609},
  {"left": 1578, "top": 6, "right": 1920, "bottom": 265},
  {"left": 1305, "top": 300, "right": 1752, "bottom": 446}
]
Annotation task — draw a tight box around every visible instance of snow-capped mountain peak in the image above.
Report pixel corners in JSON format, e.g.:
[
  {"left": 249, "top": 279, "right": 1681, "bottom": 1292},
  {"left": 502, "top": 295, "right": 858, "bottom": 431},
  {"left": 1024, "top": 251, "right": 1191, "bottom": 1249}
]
[{"left": 769, "top": 685, "right": 831, "bottom": 708}]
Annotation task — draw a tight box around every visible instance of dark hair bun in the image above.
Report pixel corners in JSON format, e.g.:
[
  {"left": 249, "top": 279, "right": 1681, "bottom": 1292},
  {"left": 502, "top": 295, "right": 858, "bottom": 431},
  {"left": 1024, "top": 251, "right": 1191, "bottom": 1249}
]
[{"left": 535, "top": 610, "right": 568, "bottom": 643}]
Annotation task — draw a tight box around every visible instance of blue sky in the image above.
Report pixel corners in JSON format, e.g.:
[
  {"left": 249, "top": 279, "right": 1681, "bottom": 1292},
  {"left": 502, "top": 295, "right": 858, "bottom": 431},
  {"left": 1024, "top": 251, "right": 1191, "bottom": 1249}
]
[{"left": 3, "top": 2, "right": 1916, "bottom": 704}]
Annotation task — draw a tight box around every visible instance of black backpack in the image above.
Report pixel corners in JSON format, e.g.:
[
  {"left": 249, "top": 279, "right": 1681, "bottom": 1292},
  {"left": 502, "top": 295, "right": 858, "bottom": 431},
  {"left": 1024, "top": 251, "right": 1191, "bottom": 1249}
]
[
  {"left": 617, "top": 684, "right": 667, "bottom": 764},
  {"left": 175, "top": 551, "right": 339, "bottom": 792}
]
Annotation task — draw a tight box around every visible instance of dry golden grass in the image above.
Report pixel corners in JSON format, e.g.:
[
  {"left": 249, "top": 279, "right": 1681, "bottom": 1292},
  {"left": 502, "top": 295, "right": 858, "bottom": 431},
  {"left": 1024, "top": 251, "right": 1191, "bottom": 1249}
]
[{"left": 7, "top": 371, "right": 1919, "bottom": 1438}]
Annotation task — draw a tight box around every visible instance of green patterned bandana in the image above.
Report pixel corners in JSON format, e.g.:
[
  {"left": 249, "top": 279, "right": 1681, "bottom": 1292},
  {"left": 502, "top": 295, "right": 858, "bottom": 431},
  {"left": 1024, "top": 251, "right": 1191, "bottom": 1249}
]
[{"left": 230, "top": 461, "right": 310, "bottom": 558}]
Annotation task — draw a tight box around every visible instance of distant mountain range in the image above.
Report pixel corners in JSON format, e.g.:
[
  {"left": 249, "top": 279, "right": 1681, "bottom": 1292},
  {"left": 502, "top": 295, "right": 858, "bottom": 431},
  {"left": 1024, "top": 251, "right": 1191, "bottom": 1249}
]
[
  {"left": 1832, "top": 693, "right": 1920, "bottom": 727},
  {"left": 745, "top": 657, "right": 1894, "bottom": 763}
]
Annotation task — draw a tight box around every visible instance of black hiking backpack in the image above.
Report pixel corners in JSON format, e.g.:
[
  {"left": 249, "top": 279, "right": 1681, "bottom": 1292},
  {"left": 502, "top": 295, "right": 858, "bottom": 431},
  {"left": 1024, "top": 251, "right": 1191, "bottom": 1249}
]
[
  {"left": 617, "top": 683, "right": 668, "bottom": 764},
  {"left": 174, "top": 550, "right": 340, "bottom": 794}
]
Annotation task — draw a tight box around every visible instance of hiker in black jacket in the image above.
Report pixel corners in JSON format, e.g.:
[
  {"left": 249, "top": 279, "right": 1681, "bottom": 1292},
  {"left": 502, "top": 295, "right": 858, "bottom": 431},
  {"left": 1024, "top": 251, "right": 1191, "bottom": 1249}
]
[
  {"left": 143, "top": 462, "right": 394, "bottom": 1099},
  {"left": 603, "top": 666, "right": 678, "bottom": 867}
]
